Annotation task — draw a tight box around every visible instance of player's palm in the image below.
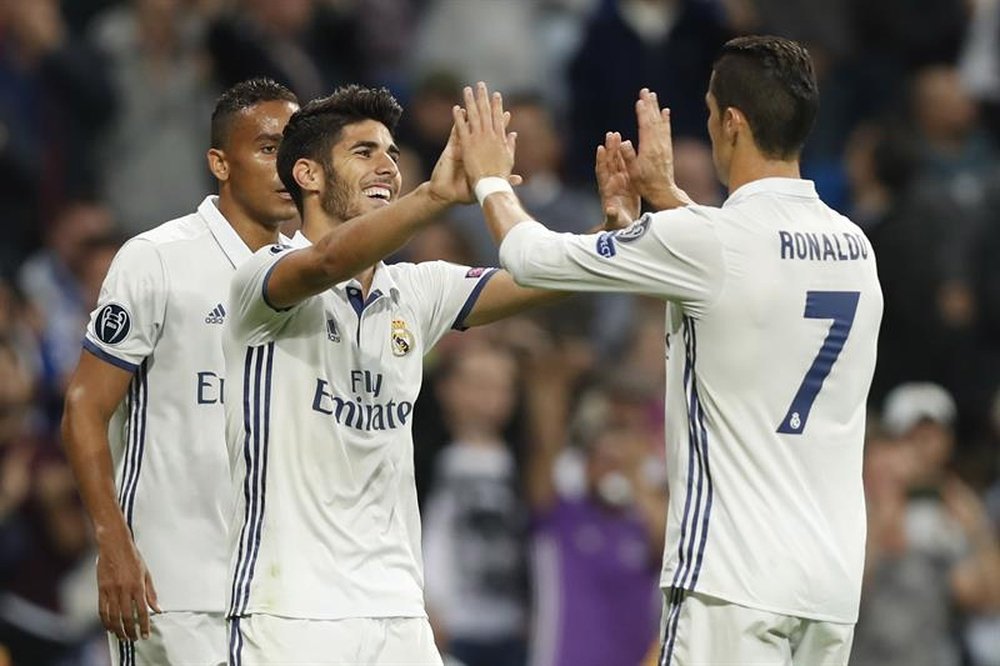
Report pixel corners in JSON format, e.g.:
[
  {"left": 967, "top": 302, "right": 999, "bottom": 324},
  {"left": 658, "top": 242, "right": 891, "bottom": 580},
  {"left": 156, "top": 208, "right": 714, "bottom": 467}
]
[{"left": 97, "top": 536, "right": 160, "bottom": 641}]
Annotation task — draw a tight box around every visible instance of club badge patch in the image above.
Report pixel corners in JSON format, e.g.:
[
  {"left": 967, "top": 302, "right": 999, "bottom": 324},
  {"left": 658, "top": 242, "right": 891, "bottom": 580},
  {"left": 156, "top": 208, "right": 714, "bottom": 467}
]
[
  {"left": 614, "top": 214, "right": 652, "bottom": 243},
  {"left": 95, "top": 303, "right": 131, "bottom": 345},
  {"left": 390, "top": 319, "right": 414, "bottom": 357}
]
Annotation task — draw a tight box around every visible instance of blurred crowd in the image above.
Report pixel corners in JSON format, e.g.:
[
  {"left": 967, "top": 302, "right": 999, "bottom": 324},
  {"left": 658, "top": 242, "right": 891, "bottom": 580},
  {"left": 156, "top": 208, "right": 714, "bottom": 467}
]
[{"left": 1, "top": 0, "right": 999, "bottom": 665}]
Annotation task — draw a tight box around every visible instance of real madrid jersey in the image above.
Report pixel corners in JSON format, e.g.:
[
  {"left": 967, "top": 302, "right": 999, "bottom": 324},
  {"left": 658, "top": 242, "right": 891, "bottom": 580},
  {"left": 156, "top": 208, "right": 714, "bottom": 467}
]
[
  {"left": 83, "top": 197, "right": 257, "bottom": 612},
  {"left": 499, "top": 178, "right": 883, "bottom": 623},
  {"left": 223, "top": 231, "right": 497, "bottom": 620}
]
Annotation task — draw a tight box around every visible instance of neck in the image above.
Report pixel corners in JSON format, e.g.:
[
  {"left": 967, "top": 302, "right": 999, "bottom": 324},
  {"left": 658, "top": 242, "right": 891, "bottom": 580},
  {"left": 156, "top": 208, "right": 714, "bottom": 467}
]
[
  {"left": 725, "top": 149, "right": 801, "bottom": 194},
  {"left": 217, "top": 193, "right": 281, "bottom": 252},
  {"left": 301, "top": 206, "right": 376, "bottom": 292}
]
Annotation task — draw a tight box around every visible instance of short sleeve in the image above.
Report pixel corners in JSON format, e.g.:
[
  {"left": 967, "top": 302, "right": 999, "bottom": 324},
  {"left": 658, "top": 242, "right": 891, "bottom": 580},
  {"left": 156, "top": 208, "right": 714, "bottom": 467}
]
[
  {"left": 83, "top": 239, "right": 167, "bottom": 373},
  {"left": 228, "top": 243, "right": 301, "bottom": 346},
  {"left": 498, "top": 208, "right": 726, "bottom": 317},
  {"left": 400, "top": 261, "right": 498, "bottom": 347}
]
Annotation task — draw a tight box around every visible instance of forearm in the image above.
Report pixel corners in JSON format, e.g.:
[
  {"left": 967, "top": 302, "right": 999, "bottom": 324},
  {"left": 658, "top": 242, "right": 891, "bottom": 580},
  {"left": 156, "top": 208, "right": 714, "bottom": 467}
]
[
  {"left": 61, "top": 397, "right": 130, "bottom": 545},
  {"left": 272, "top": 183, "right": 451, "bottom": 306},
  {"left": 646, "top": 185, "right": 695, "bottom": 212}
]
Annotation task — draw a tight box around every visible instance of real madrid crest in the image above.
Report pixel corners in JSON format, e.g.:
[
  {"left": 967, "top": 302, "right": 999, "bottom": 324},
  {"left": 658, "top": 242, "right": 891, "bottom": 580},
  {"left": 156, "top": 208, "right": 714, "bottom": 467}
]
[{"left": 391, "top": 319, "right": 414, "bottom": 356}]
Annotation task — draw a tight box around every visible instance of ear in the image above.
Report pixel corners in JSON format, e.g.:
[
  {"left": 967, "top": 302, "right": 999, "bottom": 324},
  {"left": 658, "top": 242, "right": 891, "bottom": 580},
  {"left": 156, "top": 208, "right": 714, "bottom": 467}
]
[
  {"left": 293, "top": 158, "right": 323, "bottom": 197},
  {"left": 207, "top": 148, "right": 228, "bottom": 182},
  {"left": 723, "top": 107, "right": 742, "bottom": 146}
]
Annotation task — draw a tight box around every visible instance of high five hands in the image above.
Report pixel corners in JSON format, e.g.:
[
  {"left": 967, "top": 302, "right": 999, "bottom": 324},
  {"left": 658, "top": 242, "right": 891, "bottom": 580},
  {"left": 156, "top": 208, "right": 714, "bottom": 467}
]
[
  {"left": 450, "top": 82, "right": 693, "bottom": 223},
  {"left": 451, "top": 82, "right": 518, "bottom": 188}
]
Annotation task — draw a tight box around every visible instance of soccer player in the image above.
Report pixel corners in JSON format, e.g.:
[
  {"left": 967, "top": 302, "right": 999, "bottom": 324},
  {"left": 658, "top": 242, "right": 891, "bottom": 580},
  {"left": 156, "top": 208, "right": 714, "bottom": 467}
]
[
  {"left": 222, "top": 85, "right": 561, "bottom": 665},
  {"left": 454, "top": 36, "right": 884, "bottom": 666},
  {"left": 61, "top": 78, "right": 299, "bottom": 666}
]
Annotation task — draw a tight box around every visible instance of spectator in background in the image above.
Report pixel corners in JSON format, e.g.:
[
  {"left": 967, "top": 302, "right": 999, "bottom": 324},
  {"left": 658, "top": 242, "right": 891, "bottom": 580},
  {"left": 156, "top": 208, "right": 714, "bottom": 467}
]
[
  {"left": 524, "top": 352, "right": 664, "bottom": 666},
  {"left": 0, "top": 279, "right": 95, "bottom": 666},
  {"left": 854, "top": 383, "right": 1000, "bottom": 666},
  {"left": 423, "top": 342, "right": 529, "bottom": 666},
  {"left": 566, "top": 0, "right": 727, "bottom": 184},
  {"left": 396, "top": 71, "right": 463, "bottom": 178},
  {"left": 0, "top": 0, "right": 115, "bottom": 272},
  {"left": 412, "top": 0, "right": 543, "bottom": 97},
  {"left": 17, "top": 201, "right": 115, "bottom": 421},
  {"left": 88, "top": 0, "right": 215, "bottom": 233},
  {"left": 206, "top": 0, "right": 362, "bottom": 100}
]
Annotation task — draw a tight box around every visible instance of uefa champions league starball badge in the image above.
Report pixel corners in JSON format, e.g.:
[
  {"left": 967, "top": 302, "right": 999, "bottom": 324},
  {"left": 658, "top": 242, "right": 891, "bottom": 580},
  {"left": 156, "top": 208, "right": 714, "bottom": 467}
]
[{"left": 391, "top": 319, "right": 414, "bottom": 356}]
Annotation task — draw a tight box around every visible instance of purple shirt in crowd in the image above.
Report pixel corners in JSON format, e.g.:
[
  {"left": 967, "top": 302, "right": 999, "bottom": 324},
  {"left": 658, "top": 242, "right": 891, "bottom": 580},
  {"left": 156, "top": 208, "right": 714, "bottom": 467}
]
[{"left": 530, "top": 497, "right": 660, "bottom": 666}]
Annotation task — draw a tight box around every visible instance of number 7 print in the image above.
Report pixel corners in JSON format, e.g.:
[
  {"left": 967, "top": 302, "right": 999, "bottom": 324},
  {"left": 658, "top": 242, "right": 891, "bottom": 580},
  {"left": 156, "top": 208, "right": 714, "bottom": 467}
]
[{"left": 778, "top": 291, "right": 861, "bottom": 435}]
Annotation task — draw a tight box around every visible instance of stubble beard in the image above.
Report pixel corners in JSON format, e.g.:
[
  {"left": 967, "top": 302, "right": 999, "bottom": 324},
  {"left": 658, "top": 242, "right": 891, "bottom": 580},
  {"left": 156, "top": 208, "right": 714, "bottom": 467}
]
[{"left": 320, "top": 172, "right": 362, "bottom": 222}]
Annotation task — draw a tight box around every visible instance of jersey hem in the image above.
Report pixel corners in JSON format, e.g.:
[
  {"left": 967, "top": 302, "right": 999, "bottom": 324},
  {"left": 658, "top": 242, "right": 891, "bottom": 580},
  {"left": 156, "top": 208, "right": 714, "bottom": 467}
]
[{"left": 660, "top": 581, "right": 858, "bottom": 624}]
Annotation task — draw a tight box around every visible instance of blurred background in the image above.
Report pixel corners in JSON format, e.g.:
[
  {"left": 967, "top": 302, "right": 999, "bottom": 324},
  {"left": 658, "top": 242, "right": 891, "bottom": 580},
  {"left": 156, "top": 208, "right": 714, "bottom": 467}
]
[{"left": 0, "top": 0, "right": 999, "bottom": 664}]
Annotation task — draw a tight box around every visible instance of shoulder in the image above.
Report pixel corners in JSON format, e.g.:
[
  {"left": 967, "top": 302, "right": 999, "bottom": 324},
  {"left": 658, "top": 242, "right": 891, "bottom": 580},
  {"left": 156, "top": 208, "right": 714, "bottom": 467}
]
[{"left": 130, "top": 212, "right": 210, "bottom": 249}]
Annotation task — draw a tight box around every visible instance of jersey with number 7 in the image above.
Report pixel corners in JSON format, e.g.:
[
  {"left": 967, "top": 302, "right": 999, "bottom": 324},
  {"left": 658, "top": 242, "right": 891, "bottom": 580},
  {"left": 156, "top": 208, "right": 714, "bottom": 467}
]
[{"left": 500, "top": 178, "right": 882, "bottom": 623}]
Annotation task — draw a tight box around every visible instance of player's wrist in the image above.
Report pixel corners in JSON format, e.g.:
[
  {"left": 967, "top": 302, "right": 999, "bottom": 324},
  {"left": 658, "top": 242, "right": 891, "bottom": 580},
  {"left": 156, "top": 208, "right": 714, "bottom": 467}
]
[{"left": 473, "top": 176, "right": 513, "bottom": 206}]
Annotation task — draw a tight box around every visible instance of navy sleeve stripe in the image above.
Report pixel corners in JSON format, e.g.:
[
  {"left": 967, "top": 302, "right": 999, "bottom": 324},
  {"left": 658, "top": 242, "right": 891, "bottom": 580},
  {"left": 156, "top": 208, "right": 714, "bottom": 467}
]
[
  {"left": 82, "top": 338, "right": 139, "bottom": 373},
  {"left": 261, "top": 254, "right": 296, "bottom": 313},
  {"left": 451, "top": 268, "right": 499, "bottom": 331}
]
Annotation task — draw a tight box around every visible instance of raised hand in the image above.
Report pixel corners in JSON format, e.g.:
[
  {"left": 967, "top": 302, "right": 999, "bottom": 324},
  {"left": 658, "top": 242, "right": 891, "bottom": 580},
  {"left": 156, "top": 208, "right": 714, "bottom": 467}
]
[
  {"left": 452, "top": 82, "right": 518, "bottom": 186},
  {"left": 595, "top": 131, "right": 640, "bottom": 230},
  {"left": 97, "top": 530, "right": 160, "bottom": 641},
  {"left": 619, "top": 89, "right": 694, "bottom": 210}
]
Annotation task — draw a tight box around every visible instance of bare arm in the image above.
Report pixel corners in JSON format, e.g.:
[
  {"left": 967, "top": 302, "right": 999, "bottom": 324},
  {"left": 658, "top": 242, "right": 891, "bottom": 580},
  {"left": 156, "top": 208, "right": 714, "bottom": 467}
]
[
  {"left": 265, "top": 182, "right": 451, "bottom": 309},
  {"left": 62, "top": 351, "right": 160, "bottom": 641}
]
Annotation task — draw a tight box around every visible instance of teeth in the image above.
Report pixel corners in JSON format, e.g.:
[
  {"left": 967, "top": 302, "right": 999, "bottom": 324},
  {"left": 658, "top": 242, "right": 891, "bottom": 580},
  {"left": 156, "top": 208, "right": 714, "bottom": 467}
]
[{"left": 363, "top": 186, "right": 391, "bottom": 200}]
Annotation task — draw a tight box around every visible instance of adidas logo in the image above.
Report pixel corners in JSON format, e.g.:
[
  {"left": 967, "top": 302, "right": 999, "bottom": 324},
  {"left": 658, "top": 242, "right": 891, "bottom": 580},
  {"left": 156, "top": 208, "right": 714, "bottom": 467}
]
[{"left": 205, "top": 303, "right": 226, "bottom": 325}]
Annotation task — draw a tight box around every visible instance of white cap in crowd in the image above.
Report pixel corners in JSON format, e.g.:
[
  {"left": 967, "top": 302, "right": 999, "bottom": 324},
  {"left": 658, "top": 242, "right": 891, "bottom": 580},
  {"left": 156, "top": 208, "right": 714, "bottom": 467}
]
[{"left": 881, "top": 382, "right": 957, "bottom": 437}]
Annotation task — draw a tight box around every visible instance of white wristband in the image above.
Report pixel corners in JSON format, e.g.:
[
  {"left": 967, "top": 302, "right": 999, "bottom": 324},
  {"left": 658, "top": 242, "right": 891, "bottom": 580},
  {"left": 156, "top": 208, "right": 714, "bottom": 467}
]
[{"left": 474, "top": 177, "right": 514, "bottom": 206}]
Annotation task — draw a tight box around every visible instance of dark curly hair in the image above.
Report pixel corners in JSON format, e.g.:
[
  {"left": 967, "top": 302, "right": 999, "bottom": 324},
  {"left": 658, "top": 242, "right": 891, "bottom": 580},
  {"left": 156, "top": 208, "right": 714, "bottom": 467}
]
[
  {"left": 277, "top": 85, "right": 403, "bottom": 213},
  {"left": 710, "top": 36, "right": 819, "bottom": 159}
]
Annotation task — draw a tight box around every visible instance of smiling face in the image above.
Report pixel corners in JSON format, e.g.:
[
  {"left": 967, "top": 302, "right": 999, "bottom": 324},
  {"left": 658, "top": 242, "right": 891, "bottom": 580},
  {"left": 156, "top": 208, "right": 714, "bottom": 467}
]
[
  {"left": 220, "top": 99, "right": 300, "bottom": 226},
  {"left": 318, "top": 119, "right": 402, "bottom": 223}
]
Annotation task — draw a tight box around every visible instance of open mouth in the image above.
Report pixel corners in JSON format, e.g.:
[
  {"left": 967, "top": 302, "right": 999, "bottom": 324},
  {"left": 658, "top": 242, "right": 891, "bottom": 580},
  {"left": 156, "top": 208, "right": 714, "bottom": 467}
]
[{"left": 362, "top": 186, "right": 392, "bottom": 202}]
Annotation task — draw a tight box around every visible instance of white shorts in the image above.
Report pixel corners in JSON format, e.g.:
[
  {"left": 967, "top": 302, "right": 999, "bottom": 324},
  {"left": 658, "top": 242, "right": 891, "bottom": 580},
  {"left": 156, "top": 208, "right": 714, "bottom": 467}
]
[
  {"left": 228, "top": 614, "right": 444, "bottom": 665},
  {"left": 109, "top": 611, "right": 226, "bottom": 666},
  {"left": 656, "top": 589, "right": 855, "bottom": 666}
]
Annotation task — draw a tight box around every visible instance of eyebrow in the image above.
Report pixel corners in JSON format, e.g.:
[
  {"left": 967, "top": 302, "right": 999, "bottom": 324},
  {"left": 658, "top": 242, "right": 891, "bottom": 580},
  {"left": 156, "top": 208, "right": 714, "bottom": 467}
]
[
  {"left": 351, "top": 140, "right": 401, "bottom": 157},
  {"left": 256, "top": 133, "right": 284, "bottom": 143}
]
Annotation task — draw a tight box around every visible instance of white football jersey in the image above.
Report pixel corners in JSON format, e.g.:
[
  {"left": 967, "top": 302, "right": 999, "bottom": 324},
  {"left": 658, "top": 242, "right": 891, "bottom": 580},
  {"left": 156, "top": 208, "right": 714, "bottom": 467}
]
[
  {"left": 223, "top": 231, "right": 496, "bottom": 620},
  {"left": 84, "top": 197, "right": 256, "bottom": 612},
  {"left": 500, "top": 178, "right": 882, "bottom": 623}
]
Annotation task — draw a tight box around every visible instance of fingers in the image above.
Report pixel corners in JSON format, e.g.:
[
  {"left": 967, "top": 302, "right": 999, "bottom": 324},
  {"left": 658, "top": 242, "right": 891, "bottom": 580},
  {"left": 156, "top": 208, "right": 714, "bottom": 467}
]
[
  {"left": 119, "top": 590, "right": 138, "bottom": 641},
  {"left": 452, "top": 105, "right": 470, "bottom": 142},
  {"left": 491, "top": 90, "right": 506, "bottom": 134},
  {"left": 506, "top": 130, "right": 517, "bottom": 157},
  {"left": 462, "top": 86, "right": 481, "bottom": 134},
  {"left": 620, "top": 139, "right": 640, "bottom": 179},
  {"left": 475, "top": 81, "right": 493, "bottom": 133},
  {"left": 145, "top": 570, "right": 161, "bottom": 615}
]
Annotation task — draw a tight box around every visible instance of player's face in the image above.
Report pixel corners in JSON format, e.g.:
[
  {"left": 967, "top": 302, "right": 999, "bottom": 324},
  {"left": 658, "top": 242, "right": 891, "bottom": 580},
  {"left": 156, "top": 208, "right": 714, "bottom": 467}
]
[
  {"left": 705, "top": 87, "right": 731, "bottom": 187},
  {"left": 224, "top": 100, "right": 300, "bottom": 225},
  {"left": 320, "top": 119, "right": 401, "bottom": 223}
]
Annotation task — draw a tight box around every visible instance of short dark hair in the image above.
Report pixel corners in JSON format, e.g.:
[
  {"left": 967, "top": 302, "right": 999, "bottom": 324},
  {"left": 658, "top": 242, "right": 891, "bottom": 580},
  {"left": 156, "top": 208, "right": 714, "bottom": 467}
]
[
  {"left": 277, "top": 85, "right": 403, "bottom": 213},
  {"left": 710, "top": 36, "right": 819, "bottom": 159},
  {"left": 210, "top": 78, "right": 298, "bottom": 149}
]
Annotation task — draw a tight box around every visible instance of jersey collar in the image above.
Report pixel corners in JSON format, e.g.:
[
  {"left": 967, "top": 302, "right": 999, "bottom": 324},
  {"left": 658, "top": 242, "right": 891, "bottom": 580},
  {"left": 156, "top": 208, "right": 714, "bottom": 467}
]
[
  {"left": 200, "top": 196, "right": 253, "bottom": 268},
  {"left": 289, "top": 230, "right": 400, "bottom": 302},
  {"left": 723, "top": 177, "right": 818, "bottom": 208}
]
